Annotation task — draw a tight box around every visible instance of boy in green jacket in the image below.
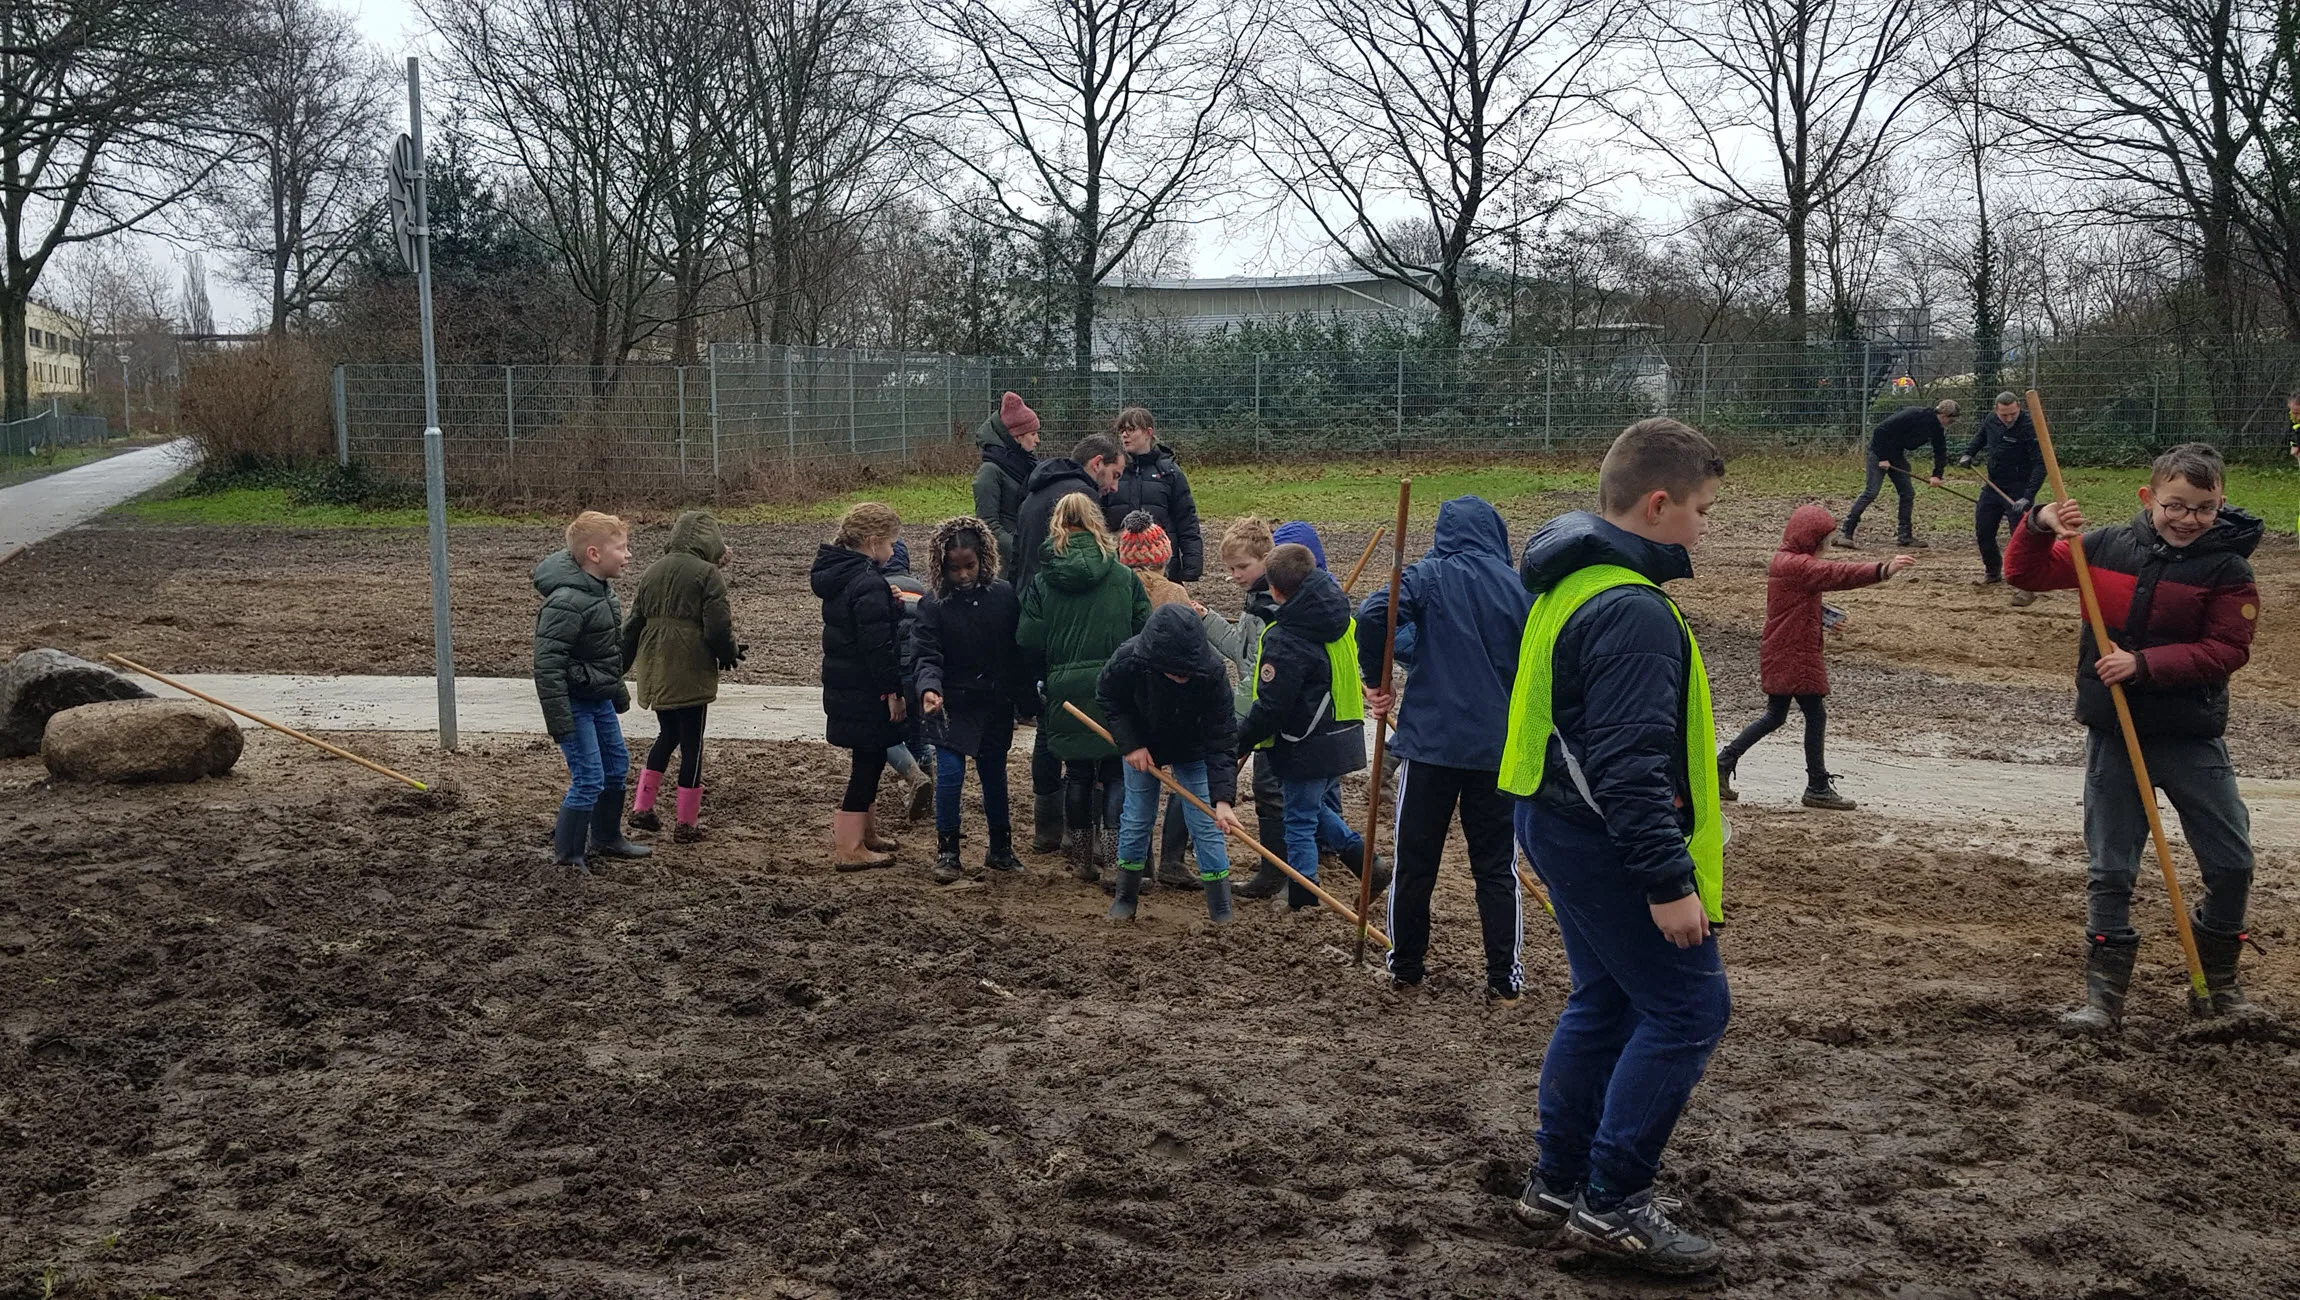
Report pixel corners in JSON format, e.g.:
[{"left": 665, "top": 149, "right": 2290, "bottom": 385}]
[{"left": 534, "top": 511, "right": 652, "bottom": 868}]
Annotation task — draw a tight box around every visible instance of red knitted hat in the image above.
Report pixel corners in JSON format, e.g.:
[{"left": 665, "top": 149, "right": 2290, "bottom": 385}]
[
  {"left": 1118, "top": 510, "right": 1171, "bottom": 569},
  {"left": 999, "top": 391, "right": 1040, "bottom": 439}
]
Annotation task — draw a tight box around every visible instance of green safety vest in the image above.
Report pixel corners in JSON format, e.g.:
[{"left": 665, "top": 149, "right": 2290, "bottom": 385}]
[
  {"left": 1249, "top": 619, "right": 1364, "bottom": 750},
  {"left": 1498, "top": 564, "right": 1724, "bottom": 922}
]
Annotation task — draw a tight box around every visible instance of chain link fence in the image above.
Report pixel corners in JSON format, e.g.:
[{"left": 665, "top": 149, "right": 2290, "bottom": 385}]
[
  {"left": 334, "top": 337, "right": 2300, "bottom": 496},
  {"left": 2, "top": 404, "right": 113, "bottom": 458}
]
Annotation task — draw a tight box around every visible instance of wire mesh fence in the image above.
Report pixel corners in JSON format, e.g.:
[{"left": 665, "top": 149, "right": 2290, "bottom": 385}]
[
  {"left": 1, "top": 407, "right": 114, "bottom": 458},
  {"left": 335, "top": 337, "right": 2300, "bottom": 496}
]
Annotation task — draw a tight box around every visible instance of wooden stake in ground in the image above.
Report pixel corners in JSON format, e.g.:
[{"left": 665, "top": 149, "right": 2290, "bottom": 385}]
[
  {"left": 105, "top": 653, "right": 431, "bottom": 792},
  {"left": 1354, "top": 480, "right": 1410, "bottom": 965},
  {"left": 1059, "top": 701, "right": 1390, "bottom": 947},
  {"left": 1341, "top": 524, "right": 1387, "bottom": 596},
  {"left": 2023, "top": 390, "right": 2210, "bottom": 1005}
]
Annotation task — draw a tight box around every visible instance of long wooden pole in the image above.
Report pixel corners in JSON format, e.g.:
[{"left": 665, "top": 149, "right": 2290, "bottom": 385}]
[
  {"left": 1061, "top": 702, "right": 1390, "bottom": 947},
  {"left": 106, "top": 654, "right": 431, "bottom": 792},
  {"left": 2022, "top": 390, "right": 2209, "bottom": 1004},
  {"left": 1340, "top": 524, "right": 1386, "bottom": 596},
  {"left": 1354, "top": 480, "right": 1410, "bottom": 965}
]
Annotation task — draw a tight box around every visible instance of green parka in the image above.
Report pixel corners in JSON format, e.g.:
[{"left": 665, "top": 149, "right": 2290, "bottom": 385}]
[
  {"left": 532, "top": 549, "right": 629, "bottom": 739},
  {"left": 622, "top": 511, "right": 738, "bottom": 711},
  {"left": 972, "top": 413, "right": 1037, "bottom": 582},
  {"left": 1018, "top": 534, "right": 1149, "bottom": 760}
]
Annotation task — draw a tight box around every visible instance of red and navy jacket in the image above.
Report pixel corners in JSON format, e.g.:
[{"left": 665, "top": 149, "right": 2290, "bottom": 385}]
[{"left": 2005, "top": 506, "right": 2262, "bottom": 739}]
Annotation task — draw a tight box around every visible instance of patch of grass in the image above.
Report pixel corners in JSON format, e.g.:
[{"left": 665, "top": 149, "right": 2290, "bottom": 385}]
[{"left": 118, "top": 485, "right": 523, "bottom": 528}]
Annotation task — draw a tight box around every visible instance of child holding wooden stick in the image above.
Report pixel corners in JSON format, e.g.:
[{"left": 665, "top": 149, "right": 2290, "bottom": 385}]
[
  {"left": 916, "top": 517, "right": 1032, "bottom": 883},
  {"left": 1096, "top": 604, "right": 1242, "bottom": 923},
  {"left": 533, "top": 511, "right": 651, "bottom": 868},
  {"left": 622, "top": 510, "right": 740, "bottom": 844}
]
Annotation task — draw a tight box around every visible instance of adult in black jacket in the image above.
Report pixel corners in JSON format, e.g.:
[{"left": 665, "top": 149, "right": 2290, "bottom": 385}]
[
  {"left": 1958, "top": 391, "right": 2046, "bottom": 589},
  {"left": 811, "top": 503, "right": 907, "bottom": 867},
  {"left": 1103, "top": 407, "right": 1203, "bottom": 582},
  {"left": 1096, "top": 603, "right": 1241, "bottom": 921},
  {"left": 1013, "top": 433, "right": 1126, "bottom": 849},
  {"left": 1843, "top": 400, "right": 1959, "bottom": 546},
  {"left": 915, "top": 517, "right": 1033, "bottom": 881}
]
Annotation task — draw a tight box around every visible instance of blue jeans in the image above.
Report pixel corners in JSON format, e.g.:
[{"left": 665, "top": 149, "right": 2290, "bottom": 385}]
[
  {"left": 557, "top": 696, "right": 628, "bottom": 810},
  {"left": 1515, "top": 799, "right": 1730, "bottom": 1207},
  {"left": 1279, "top": 774, "right": 1361, "bottom": 882},
  {"left": 1118, "top": 762, "right": 1231, "bottom": 879},
  {"left": 935, "top": 746, "right": 1012, "bottom": 835}
]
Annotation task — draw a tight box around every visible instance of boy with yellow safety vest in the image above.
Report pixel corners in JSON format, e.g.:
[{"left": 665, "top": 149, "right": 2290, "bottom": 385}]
[
  {"left": 1501, "top": 418, "right": 1732, "bottom": 1277},
  {"left": 1235, "top": 543, "right": 1388, "bottom": 911}
]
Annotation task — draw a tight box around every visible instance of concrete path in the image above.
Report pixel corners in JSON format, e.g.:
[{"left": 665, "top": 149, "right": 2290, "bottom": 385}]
[
  {"left": 118, "top": 670, "right": 2300, "bottom": 849},
  {"left": 0, "top": 439, "right": 195, "bottom": 563}
]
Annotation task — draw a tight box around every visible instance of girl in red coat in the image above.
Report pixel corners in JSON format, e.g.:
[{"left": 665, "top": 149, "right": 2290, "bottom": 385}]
[{"left": 1718, "top": 504, "right": 1914, "bottom": 809}]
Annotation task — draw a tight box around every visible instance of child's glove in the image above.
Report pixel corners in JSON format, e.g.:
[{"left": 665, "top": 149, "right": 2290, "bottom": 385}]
[{"left": 716, "top": 643, "right": 748, "bottom": 671}]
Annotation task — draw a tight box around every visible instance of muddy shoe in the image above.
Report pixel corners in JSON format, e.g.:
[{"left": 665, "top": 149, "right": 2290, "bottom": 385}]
[
  {"left": 628, "top": 808, "right": 663, "bottom": 833},
  {"left": 673, "top": 822, "right": 705, "bottom": 844},
  {"left": 1973, "top": 573, "right": 2002, "bottom": 586},
  {"left": 1512, "top": 1170, "right": 1582, "bottom": 1233},
  {"left": 2009, "top": 589, "right": 2037, "bottom": 608},
  {"left": 1032, "top": 794, "right": 1063, "bottom": 853},
  {"left": 1565, "top": 1190, "right": 1723, "bottom": 1276},
  {"left": 904, "top": 773, "right": 935, "bottom": 824},
  {"left": 2060, "top": 933, "right": 2139, "bottom": 1034},
  {"left": 1203, "top": 876, "right": 1234, "bottom": 925},
  {"left": 1718, "top": 759, "right": 1738, "bottom": 803},
  {"left": 1339, "top": 842, "right": 1393, "bottom": 897},
  {"left": 1484, "top": 984, "right": 1525, "bottom": 1011},
  {"left": 2192, "top": 921, "right": 2275, "bottom": 1022},
  {"left": 1156, "top": 851, "right": 1202, "bottom": 891},
  {"left": 933, "top": 829, "right": 965, "bottom": 885},
  {"left": 983, "top": 829, "right": 1026, "bottom": 875},
  {"left": 1064, "top": 826, "right": 1099, "bottom": 884},
  {"left": 1801, "top": 778, "right": 1856, "bottom": 811},
  {"left": 1108, "top": 863, "right": 1144, "bottom": 921},
  {"left": 551, "top": 806, "right": 592, "bottom": 868},
  {"left": 1835, "top": 528, "right": 1861, "bottom": 549},
  {"left": 1897, "top": 533, "right": 1929, "bottom": 548},
  {"left": 1236, "top": 860, "right": 1287, "bottom": 899}
]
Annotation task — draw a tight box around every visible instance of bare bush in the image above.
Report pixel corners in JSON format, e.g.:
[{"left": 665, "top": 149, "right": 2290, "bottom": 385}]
[{"left": 179, "top": 340, "right": 333, "bottom": 463}]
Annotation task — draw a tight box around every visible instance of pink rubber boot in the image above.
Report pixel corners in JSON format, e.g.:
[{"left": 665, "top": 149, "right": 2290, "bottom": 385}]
[
  {"left": 674, "top": 786, "right": 704, "bottom": 843},
  {"left": 630, "top": 769, "right": 665, "bottom": 831}
]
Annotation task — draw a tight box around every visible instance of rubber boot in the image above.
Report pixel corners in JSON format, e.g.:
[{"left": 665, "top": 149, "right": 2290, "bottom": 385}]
[
  {"left": 1338, "top": 840, "right": 1393, "bottom": 897},
  {"left": 1718, "top": 757, "right": 1739, "bottom": 803},
  {"left": 983, "top": 826, "right": 1026, "bottom": 874},
  {"left": 552, "top": 805, "right": 592, "bottom": 867},
  {"left": 1237, "top": 859, "right": 1287, "bottom": 899},
  {"left": 1108, "top": 863, "right": 1144, "bottom": 921},
  {"left": 903, "top": 768, "right": 935, "bottom": 824},
  {"left": 1286, "top": 874, "right": 1319, "bottom": 912},
  {"left": 588, "top": 786, "right": 653, "bottom": 860},
  {"left": 673, "top": 785, "right": 704, "bottom": 843},
  {"left": 2192, "top": 915, "right": 2274, "bottom": 1022},
  {"left": 2060, "top": 933, "right": 2139, "bottom": 1034},
  {"left": 863, "top": 813, "right": 898, "bottom": 854},
  {"left": 1063, "top": 782, "right": 1099, "bottom": 882},
  {"left": 629, "top": 768, "right": 665, "bottom": 832},
  {"left": 1032, "top": 792, "right": 1064, "bottom": 853},
  {"left": 1203, "top": 875, "right": 1234, "bottom": 925},
  {"left": 832, "top": 811, "right": 893, "bottom": 870},
  {"left": 1801, "top": 777, "right": 1856, "bottom": 811},
  {"left": 1156, "top": 802, "right": 1201, "bottom": 890},
  {"left": 933, "top": 828, "right": 964, "bottom": 885}
]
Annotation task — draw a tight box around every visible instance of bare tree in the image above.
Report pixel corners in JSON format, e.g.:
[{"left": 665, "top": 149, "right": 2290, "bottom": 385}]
[
  {"left": 1624, "top": 0, "right": 1959, "bottom": 338},
  {"left": 1814, "top": 165, "right": 1901, "bottom": 343},
  {"left": 1253, "top": 0, "right": 1625, "bottom": 346},
  {"left": 210, "top": 0, "right": 390, "bottom": 338},
  {"left": 928, "top": 0, "right": 1258, "bottom": 377},
  {"left": 0, "top": 0, "right": 237, "bottom": 419}
]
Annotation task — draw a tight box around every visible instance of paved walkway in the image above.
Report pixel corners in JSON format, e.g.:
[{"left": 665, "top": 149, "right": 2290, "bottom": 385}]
[
  {"left": 0, "top": 439, "right": 195, "bottom": 563},
  {"left": 118, "top": 671, "right": 2300, "bottom": 849}
]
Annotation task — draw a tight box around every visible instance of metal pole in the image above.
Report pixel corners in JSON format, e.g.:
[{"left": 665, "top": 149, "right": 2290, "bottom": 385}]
[
  {"left": 332, "top": 365, "right": 348, "bottom": 465},
  {"left": 708, "top": 345, "right": 723, "bottom": 483},
  {"left": 1860, "top": 341, "right": 1872, "bottom": 444},
  {"left": 1254, "top": 352, "right": 1263, "bottom": 454},
  {"left": 503, "top": 364, "right": 515, "bottom": 466},
  {"left": 676, "top": 365, "right": 688, "bottom": 484},
  {"left": 944, "top": 353, "right": 953, "bottom": 442},
  {"left": 409, "top": 56, "right": 457, "bottom": 751},
  {"left": 848, "top": 352, "right": 858, "bottom": 458},
  {"left": 1544, "top": 347, "right": 1554, "bottom": 450},
  {"left": 785, "top": 346, "right": 797, "bottom": 471},
  {"left": 898, "top": 350, "right": 909, "bottom": 457},
  {"left": 1394, "top": 348, "right": 1405, "bottom": 447},
  {"left": 1698, "top": 343, "right": 1709, "bottom": 425}
]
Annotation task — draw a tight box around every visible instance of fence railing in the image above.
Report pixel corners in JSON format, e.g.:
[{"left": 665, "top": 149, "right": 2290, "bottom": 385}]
[
  {"left": 1, "top": 405, "right": 113, "bottom": 458},
  {"left": 333, "top": 338, "right": 2300, "bottom": 495}
]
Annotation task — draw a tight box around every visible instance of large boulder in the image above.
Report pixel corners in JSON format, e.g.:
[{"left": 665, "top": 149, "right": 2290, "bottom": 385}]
[
  {"left": 42, "top": 699, "right": 243, "bottom": 783},
  {"left": 0, "top": 649, "right": 155, "bottom": 758}
]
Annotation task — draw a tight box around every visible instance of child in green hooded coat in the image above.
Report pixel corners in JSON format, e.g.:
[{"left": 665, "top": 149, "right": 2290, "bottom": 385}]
[{"left": 622, "top": 510, "right": 741, "bottom": 842}]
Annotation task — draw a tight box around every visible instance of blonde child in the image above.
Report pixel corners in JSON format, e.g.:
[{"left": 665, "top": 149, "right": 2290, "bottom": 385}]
[
  {"left": 534, "top": 511, "right": 651, "bottom": 867},
  {"left": 812, "top": 502, "right": 907, "bottom": 868}
]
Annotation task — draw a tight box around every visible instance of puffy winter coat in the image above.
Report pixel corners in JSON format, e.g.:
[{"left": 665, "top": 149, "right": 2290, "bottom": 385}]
[
  {"left": 1758, "top": 504, "right": 1894, "bottom": 697},
  {"left": 2006, "top": 506, "right": 2261, "bottom": 739},
  {"left": 623, "top": 511, "right": 737, "bottom": 712},
  {"left": 972, "top": 414, "right": 1036, "bottom": 576},
  {"left": 1237, "top": 567, "right": 1366, "bottom": 781},
  {"left": 1012, "top": 459, "right": 1103, "bottom": 593},
  {"left": 1230, "top": 578, "right": 1279, "bottom": 716},
  {"left": 1018, "top": 535, "right": 1150, "bottom": 760},
  {"left": 1096, "top": 603, "right": 1239, "bottom": 804},
  {"left": 811, "top": 543, "right": 905, "bottom": 751},
  {"left": 1103, "top": 444, "right": 1203, "bottom": 581},
  {"left": 1869, "top": 405, "right": 1949, "bottom": 478},
  {"left": 915, "top": 577, "right": 1028, "bottom": 760},
  {"left": 1356, "top": 496, "right": 1530, "bottom": 771},
  {"left": 532, "top": 549, "right": 628, "bottom": 739},
  {"left": 1517, "top": 511, "right": 1702, "bottom": 906},
  {"left": 1962, "top": 410, "right": 2045, "bottom": 502}
]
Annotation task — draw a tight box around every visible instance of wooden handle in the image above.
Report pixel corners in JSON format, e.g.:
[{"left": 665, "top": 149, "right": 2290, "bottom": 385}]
[
  {"left": 105, "top": 654, "right": 430, "bottom": 792},
  {"left": 1340, "top": 524, "right": 1386, "bottom": 596},
  {"left": 1354, "top": 479, "right": 1412, "bottom": 964}
]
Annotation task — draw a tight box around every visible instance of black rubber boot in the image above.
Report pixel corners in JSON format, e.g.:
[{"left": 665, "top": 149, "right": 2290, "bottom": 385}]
[
  {"left": 1718, "top": 757, "right": 1739, "bottom": 803},
  {"left": 587, "top": 787, "right": 652, "bottom": 860},
  {"left": 552, "top": 806, "right": 592, "bottom": 867},
  {"left": 2192, "top": 916, "right": 2273, "bottom": 1022},
  {"left": 1031, "top": 793, "right": 1063, "bottom": 853},
  {"left": 1108, "top": 864, "right": 1143, "bottom": 920},
  {"left": 1203, "top": 875, "right": 1234, "bottom": 925},
  {"left": 1338, "top": 841, "right": 1393, "bottom": 897},
  {"left": 983, "top": 827, "right": 1026, "bottom": 874},
  {"left": 1237, "top": 859, "right": 1287, "bottom": 899},
  {"left": 1801, "top": 777, "right": 1856, "bottom": 811},
  {"left": 1157, "top": 803, "right": 1201, "bottom": 889},
  {"left": 2060, "top": 933, "right": 2139, "bottom": 1034},
  {"left": 1565, "top": 1189, "right": 1724, "bottom": 1276},
  {"left": 933, "top": 829, "right": 964, "bottom": 885},
  {"left": 1286, "top": 875, "right": 1318, "bottom": 911}
]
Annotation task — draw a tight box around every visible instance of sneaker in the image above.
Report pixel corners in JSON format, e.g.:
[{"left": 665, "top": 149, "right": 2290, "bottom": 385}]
[
  {"left": 1973, "top": 574, "right": 2002, "bottom": 586},
  {"left": 2009, "top": 589, "right": 2037, "bottom": 608},
  {"left": 1484, "top": 984, "right": 1524, "bottom": 1011},
  {"left": 1511, "top": 1171, "right": 1582, "bottom": 1232},
  {"left": 1896, "top": 532, "right": 1928, "bottom": 548},
  {"left": 1835, "top": 529, "right": 1861, "bottom": 550},
  {"left": 1565, "top": 1190, "right": 1724, "bottom": 1276},
  {"left": 1802, "top": 778, "right": 1857, "bottom": 811}
]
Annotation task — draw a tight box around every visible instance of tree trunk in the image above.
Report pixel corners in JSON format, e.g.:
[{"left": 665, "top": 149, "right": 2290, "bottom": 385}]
[
  {"left": 0, "top": 286, "right": 28, "bottom": 424},
  {"left": 1785, "top": 201, "right": 1809, "bottom": 338},
  {"left": 1972, "top": 144, "right": 1999, "bottom": 391}
]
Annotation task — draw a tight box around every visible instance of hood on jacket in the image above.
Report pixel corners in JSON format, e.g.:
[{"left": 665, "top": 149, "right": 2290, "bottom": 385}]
[
  {"left": 1274, "top": 567, "right": 1351, "bottom": 643},
  {"left": 928, "top": 515, "right": 1001, "bottom": 591},
  {"left": 977, "top": 413, "right": 1038, "bottom": 484},
  {"left": 1141, "top": 602, "right": 1221, "bottom": 678},
  {"left": 1125, "top": 443, "right": 1180, "bottom": 470},
  {"left": 2138, "top": 504, "right": 2264, "bottom": 560},
  {"left": 667, "top": 510, "right": 726, "bottom": 564},
  {"left": 809, "top": 543, "right": 881, "bottom": 599},
  {"left": 1037, "top": 533, "right": 1123, "bottom": 594},
  {"left": 1429, "top": 496, "right": 1512, "bottom": 562},
  {"left": 1272, "top": 521, "right": 1328, "bottom": 570},
  {"left": 532, "top": 549, "right": 606, "bottom": 599},
  {"left": 1520, "top": 511, "right": 1694, "bottom": 597},
  {"left": 1778, "top": 503, "right": 1839, "bottom": 556},
  {"left": 973, "top": 412, "right": 1018, "bottom": 451},
  {"left": 1025, "top": 457, "right": 1097, "bottom": 498}
]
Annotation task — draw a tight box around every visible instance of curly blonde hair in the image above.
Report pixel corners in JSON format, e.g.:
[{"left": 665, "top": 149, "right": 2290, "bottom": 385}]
[
  {"left": 1048, "top": 492, "right": 1114, "bottom": 557},
  {"left": 1220, "top": 515, "right": 1274, "bottom": 564},
  {"left": 834, "top": 501, "right": 901, "bottom": 549}
]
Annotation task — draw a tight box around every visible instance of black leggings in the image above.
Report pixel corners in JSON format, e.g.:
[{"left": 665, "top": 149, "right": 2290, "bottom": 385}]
[
  {"left": 645, "top": 704, "right": 708, "bottom": 787},
  {"left": 841, "top": 746, "right": 887, "bottom": 813},
  {"left": 1719, "top": 693, "right": 1828, "bottom": 782}
]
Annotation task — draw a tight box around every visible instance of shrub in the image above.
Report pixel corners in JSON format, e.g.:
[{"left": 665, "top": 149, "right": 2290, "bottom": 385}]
[{"left": 179, "top": 339, "right": 333, "bottom": 464}]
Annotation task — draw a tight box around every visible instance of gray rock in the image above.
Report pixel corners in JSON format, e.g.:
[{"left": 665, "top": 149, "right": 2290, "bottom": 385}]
[
  {"left": 42, "top": 699, "right": 243, "bottom": 783},
  {"left": 0, "top": 649, "right": 153, "bottom": 758}
]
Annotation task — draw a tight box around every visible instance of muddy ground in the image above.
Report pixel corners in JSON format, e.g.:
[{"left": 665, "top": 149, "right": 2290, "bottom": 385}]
[{"left": 4, "top": 731, "right": 2299, "bottom": 1299}]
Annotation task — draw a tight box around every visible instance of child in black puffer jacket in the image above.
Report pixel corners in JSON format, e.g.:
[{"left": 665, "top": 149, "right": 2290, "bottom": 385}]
[
  {"left": 811, "top": 502, "right": 907, "bottom": 869},
  {"left": 915, "top": 517, "right": 1034, "bottom": 883}
]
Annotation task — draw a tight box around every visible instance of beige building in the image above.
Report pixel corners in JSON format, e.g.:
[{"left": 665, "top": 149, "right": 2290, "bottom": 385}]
[{"left": 27, "top": 300, "right": 87, "bottom": 397}]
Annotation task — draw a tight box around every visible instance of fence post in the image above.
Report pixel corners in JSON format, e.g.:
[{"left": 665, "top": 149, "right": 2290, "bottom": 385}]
[
  {"left": 848, "top": 352, "right": 859, "bottom": 458},
  {"left": 1254, "top": 352, "right": 1263, "bottom": 454},
  {"left": 708, "top": 345, "right": 722, "bottom": 488},
  {"left": 898, "top": 350, "right": 909, "bottom": 457},
  {"left": 333, "top": 366, "right": 349, "bottom": 465},
  {"left": 1395, "top": 348, "right": 1405, "bottom": 448},
  {"left": 504, "top": 365, "right": 515, "bottom": 466},
  {"left": 785, "top": 347, "right": 797, "bottom": 472},
  {"left": 1698, "top": 343, "right": 1709, "bottom": 425},
  {"left": 676, "top": 366, "right": 688, "bottom": 485},
  {"left": 944, "top": 354, "right": 953, "bottom": 441},
  {"left": 1859, "top": 342, "right": 1871, "bottom": 444},
  {"left": 1543, "top": 347, "right": 1554, "bottom": 451}
]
